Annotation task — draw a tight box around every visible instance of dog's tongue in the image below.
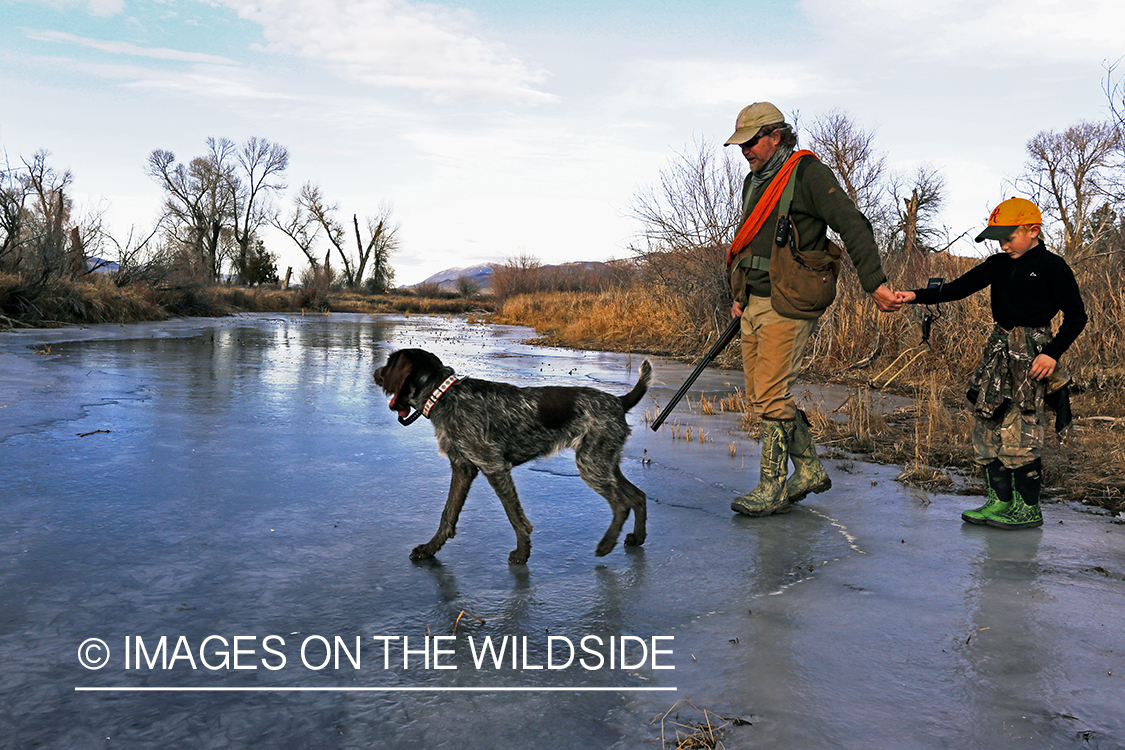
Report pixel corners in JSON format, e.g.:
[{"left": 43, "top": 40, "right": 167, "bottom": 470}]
[{"left": 389, "top": 394, "right": 411, "bottom": 418}]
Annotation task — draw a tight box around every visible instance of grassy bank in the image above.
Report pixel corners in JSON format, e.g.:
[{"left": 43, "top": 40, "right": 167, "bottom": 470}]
[
  {"left": 0, "top": 273, "right": 494, "bottom": 328},
  {"left": 3, "top": 265, "right": 1119, "bottom": 512},
  {"left": 491, "top": 259, "right": 1125, "bottom": 513}
]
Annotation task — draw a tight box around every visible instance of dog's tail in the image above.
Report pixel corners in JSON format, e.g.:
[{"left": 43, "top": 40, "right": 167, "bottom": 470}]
[{"left": 619, "top": 360, "right": 652, "bottom": 413}]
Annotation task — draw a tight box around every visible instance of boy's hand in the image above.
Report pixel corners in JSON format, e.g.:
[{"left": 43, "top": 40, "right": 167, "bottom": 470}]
[
  {"left": 870, "top": 284, "right": 902, "bottom": 312},
  {"left": 1030, "top": 353, "right": 1057, "bottom": 380},
  {"left": 895, "top": 291, "right": 916, "bottom": 304},
  {"left": 731, "top": 301, "right": 743, "bottom": 318}
]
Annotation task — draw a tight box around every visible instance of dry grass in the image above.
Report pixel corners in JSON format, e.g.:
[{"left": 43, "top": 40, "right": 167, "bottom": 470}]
[
  {"left": 0, "top": 272, "right": 166, "bottom": 325},
  {"left": 494, "top": 287, "right": 740, "bottom": 367},
  {"left": 494, "top": 253, "right": 1125, "bottom": 512},
  {"left": 650, "top": 700, "right": 747, "bottom": 749},
  {"left": 329, "top": 291, "right": 496, "bottom": 316},
  {"left": 0, "top": 273, "right": 497, "bottom": 329}
]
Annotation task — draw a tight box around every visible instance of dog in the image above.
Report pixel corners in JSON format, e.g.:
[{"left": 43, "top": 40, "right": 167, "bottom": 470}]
[{"left": 374, "top": 348, "right": 652, "bottom": 564}]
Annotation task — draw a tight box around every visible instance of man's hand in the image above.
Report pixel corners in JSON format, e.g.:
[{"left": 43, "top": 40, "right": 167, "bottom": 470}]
[
  {"left": 870, "top": 284, "right": 902, "bottom": 313},
  {"left": 731, "top": 301, "right": 744, "bottom": 318},
  {"left": 1030, "top": 353, "right": 1057, "bottom": 380}
]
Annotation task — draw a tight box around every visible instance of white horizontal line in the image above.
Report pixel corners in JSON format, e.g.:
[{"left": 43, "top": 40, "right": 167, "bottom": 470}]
[{"left": 75, "top": 686, "right": 678, "bottom": 693}]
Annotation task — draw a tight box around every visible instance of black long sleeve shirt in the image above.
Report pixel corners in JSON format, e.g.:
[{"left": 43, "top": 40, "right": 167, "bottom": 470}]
[{"left": 909, "top": 243, "right": 1087, "bottom": 361}]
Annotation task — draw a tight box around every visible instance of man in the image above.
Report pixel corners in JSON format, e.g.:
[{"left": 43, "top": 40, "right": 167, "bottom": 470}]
[{"left": 724, "top": 102, "right": 900, "bottom": 517}]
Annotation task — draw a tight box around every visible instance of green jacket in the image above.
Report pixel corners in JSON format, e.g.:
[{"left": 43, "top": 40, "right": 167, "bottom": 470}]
[{"left": 730, "top": 157, "right": 888, "bottom": 306}]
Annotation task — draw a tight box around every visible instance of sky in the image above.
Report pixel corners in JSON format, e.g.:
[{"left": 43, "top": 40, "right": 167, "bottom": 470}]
[{"left": 1, "top": 0, "right": 1123, "bottom": 286}]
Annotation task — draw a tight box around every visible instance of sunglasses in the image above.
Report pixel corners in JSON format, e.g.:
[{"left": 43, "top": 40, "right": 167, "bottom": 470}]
[{"left": 740, "top": 131, "right": 771, "bottom": 149}]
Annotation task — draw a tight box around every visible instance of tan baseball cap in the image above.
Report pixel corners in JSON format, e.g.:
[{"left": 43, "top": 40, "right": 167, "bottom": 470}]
[{"left": 724, "top": 102, "right": 786, "bottom": 146}]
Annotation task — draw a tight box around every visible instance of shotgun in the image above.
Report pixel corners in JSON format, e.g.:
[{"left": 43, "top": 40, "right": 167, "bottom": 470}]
[{"left": 650, "top": 315, "right": 742, "bottom": 430}]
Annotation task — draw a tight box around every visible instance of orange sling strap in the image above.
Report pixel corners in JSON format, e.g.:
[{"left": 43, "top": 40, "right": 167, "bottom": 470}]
[{"left": 726, "top": 149, "right": 817, "bottom": 268}]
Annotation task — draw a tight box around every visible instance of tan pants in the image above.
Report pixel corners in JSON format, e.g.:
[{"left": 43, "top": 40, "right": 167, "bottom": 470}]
[{"left": 740, "top": 295, "right": 818, "bottom": 421}]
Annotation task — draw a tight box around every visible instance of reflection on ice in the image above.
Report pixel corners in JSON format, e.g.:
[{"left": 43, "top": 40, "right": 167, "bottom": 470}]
[{"left": 0, "top": 313, "right": 1122, "bottom": 749}]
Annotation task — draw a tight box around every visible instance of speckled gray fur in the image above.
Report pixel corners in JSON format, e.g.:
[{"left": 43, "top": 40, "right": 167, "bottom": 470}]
[{"left": 374, "top": 348, "right": 652, "bottom": 564}]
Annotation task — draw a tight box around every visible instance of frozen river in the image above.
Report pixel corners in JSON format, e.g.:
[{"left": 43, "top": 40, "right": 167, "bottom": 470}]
[{"left": 1, "top": 313, "right": 1123, "bottom": 749}]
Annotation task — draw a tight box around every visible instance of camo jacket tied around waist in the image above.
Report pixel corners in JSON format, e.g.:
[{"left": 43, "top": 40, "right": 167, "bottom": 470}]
[{"left": 968, "top": 324, "right": 1068, "bottom": 420}]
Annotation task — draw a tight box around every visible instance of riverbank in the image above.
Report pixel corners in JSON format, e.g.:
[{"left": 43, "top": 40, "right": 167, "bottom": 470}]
[
  {"left": 3, "top": 277, "right": 1120, "bottom": 514},
  {"left": 0, "top": 274, "right": 494, "bottom": 329},
  {"left": 493, "top": 289, "right": 1125, "bottom": 514}
]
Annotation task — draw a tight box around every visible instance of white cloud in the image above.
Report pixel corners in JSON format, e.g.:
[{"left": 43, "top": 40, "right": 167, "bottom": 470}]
[
  {"left": 115, "top": 64, "right": 298, "bottom": 101},
  {"left": 216, "top": 0, "right": 557, "bottom": 103},
  {"left": 20, "top": 50, "right": 296, "bottom": 104},
  {"left": 37, "top": 0, "right": 125, "bottom": 16},
  {"left": 618, "top": 58, "right": 826, "bottom": 111},
  {"left": 801, "top": 0, "right": 1125, "bottom": 64},
  {"left": 24, "top": 30, "right": 238, "bottom": 65},
  {"left": 87, "top": 0, "right": 123, "bottom": 15}
]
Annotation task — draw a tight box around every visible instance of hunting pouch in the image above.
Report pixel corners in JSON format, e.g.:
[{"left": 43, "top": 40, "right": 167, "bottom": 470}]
[{"left": 768, "top": 161, "right": 842, "bottom": 319}]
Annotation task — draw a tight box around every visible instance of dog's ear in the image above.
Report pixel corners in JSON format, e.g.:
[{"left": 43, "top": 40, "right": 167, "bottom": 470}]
[{"left": 377, "top": 351, "right": 415, "bottom": 413}]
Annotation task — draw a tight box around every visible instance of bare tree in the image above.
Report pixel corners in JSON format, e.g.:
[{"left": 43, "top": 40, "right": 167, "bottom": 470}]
[
  {"left": 454, "top": 274, "right": 481, "bottom": 299},
  {"left": 628, "top": 137, "right": 744, "bottom": 333},
  {"left": 147, "top": 136, "right": 287, "bottom": 283},
  {"left": 0, "top": 153, "right": 30, "bottom": 268},
  {"left": 271, "top": 182, "right": 326, "bottom": 270},
  {"left": 1018, "top": 121, "right": 1120, "bottom": 259},
  {"left": 0, "top": 150, "right": 113, "bottom": 326},
  {"left": 104, "top": 223, "right": 162, "bottom": 286},
  {"left": 358, "top": 201, "right": 399, "bottom": 293},
  {"left": 231, "top": 137, "right": 288, "bottom": 284},
  {"left": 1103, "top": 60, "right": 1125, "bottom": 207},
  {"left": 629, "top": 137, "right": 745, "bottom": 254},
  {"left": 490, "top": 254, "right": 545, "bottom": 300},
  {"left": 299, "top": 184, "right": 352, "bottom": 283},
  {"left": 886, "top": 164, "right": 947, "bottom": 257},
  {"left": 12, "top": 151, "right": 109, "bottom": 284},
  {"left": 22, "top": 151, "right": 75, "bottom": 280},
  {"left": 147, "top": 138, "right": 238, "bottom": 282},
  {"left": 292, "top": 184, "right": 399, "bottom": 289},
  {"left": 804, "top": 109, "right": 888, "bottom": 223}
]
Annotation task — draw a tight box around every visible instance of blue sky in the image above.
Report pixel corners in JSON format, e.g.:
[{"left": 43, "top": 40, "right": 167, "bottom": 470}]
[{"left": 1, "top": 0, "right": 1122, "bottom": 284}]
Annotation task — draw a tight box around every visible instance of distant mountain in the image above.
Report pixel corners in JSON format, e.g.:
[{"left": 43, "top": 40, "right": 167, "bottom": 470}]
[
  {"left": 407, "top": 260, "right": 628, "bottom": 294},
  {"left": 409, "top": 263, "right": 495, "bottom": 291},
  {"left": 86, "top": 257, "right": 119, "bottom": 274}
]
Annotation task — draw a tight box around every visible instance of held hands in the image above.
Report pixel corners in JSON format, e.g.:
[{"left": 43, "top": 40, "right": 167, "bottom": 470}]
[
  {"left": 736, "top": 285, "right": 906, "bottom": 315},
  {"left": 877, "top": 288, "right": 1057, "bottom": 380},
  {"left": 871, "top": 284, "right": 903, "bottom": 313}
]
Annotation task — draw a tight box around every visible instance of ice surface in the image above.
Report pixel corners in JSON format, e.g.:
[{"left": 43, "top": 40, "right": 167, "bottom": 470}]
[{"left": 1, "top": 313, "right": 1122, "bottom": 749}]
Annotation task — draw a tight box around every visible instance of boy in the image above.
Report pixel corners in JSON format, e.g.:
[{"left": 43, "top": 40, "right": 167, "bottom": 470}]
[{"left": 896, "top": 198, "right": 1087, "bottom": 529}]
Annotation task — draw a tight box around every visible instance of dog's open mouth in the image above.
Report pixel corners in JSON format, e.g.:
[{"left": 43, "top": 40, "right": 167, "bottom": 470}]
[{"left": 389, "top": 394, "right": 412, "bottom": 419}]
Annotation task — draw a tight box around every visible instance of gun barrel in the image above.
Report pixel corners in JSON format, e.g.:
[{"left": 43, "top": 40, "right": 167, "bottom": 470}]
[{"left": 650, "top": 316, "right": 741, "bottom": 431}]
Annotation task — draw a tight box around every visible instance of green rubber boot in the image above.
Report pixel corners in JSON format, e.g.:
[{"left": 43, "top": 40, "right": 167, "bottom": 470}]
[
  {"left": 962, "top": 459, "right": 1012, "bottom": 525},
  {"left": 732, "top": 418, "right": 791, "bottom": 517},
  {"left": 786, "top": 410, "right": 831, "bottom": 504},
  {"left": 987, "top": 459, "right": 1044, "bottom": 529}
]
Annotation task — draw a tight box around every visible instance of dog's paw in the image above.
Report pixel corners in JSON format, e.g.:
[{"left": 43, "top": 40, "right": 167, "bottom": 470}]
[
  {"left": 624, "top": 533, "right": 645, "bottom": 547},
  {"left": 595, "top": 539, "right": 616, "bottom": 557},
  {"left": 508, "top": 549, "right": 529, "bottom": 565},
  {"left": 410, "top": 545, "right": 435, "bottom": 560}
]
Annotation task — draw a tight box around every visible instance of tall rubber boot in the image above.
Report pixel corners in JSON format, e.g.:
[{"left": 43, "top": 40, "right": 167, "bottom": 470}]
[
  {"left": 732, "top": 418, "right": 791, "bottom": 517},
  {"left": 786, "top": 410, "right": 831, "bottom": 504},
  {"left": 987, "top": 458, "right": 1044, "bottom": 529},
  {"left": 962, "top": 459, "right": 1011, "bottom": 525}
]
